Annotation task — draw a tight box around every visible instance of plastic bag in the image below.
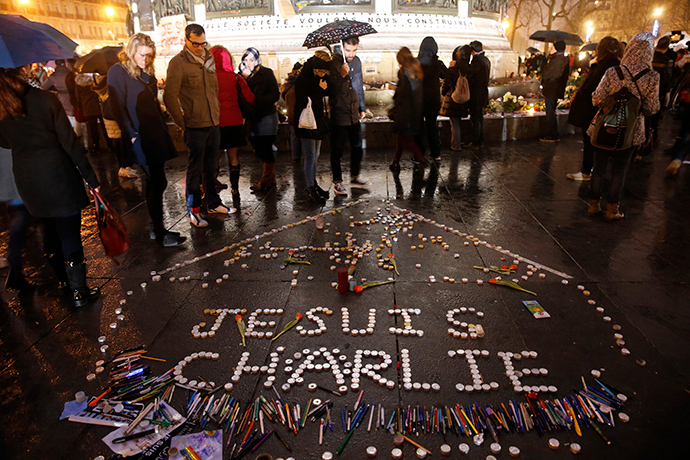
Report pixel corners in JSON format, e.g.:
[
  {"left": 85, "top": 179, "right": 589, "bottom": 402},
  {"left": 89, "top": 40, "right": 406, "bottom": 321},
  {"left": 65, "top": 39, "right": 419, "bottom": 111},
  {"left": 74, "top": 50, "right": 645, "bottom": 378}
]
[{"left": 298, "top": 97, "right": 318, "bottom": 129}]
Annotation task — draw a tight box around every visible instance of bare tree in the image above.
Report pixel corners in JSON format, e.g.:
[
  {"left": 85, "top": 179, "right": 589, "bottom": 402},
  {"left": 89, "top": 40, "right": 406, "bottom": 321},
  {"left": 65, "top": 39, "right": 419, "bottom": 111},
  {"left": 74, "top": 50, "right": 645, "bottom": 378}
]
[
  {"left": 508, "top": 0, "right": 541, "bottom": 47},
  {"left": 537, "top": 0, "right": 602, "bottom": 32}
]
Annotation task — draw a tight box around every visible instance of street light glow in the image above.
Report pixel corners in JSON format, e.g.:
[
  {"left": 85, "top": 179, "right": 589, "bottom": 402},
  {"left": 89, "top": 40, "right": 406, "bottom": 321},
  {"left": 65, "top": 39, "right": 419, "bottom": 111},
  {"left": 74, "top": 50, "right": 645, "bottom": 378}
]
[
  {"left": 586, "top": 21, "right": 593, "bottom": 28},
  {"left": 105, "top": 6, "right": 115, "bottom": 17},
  {"left": 654, "top": 8, "right": 663, "bottom": 16},
  {"left": 19, "top": 0, "right": 29, "bottom": 4}
]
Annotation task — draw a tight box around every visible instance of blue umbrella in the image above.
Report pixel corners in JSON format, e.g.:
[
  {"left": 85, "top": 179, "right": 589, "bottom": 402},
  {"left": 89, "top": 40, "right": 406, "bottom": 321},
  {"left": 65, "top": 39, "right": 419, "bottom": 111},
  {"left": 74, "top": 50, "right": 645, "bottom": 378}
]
[{"left": 0, "top": 14, "right": 76, "bottom": 68}]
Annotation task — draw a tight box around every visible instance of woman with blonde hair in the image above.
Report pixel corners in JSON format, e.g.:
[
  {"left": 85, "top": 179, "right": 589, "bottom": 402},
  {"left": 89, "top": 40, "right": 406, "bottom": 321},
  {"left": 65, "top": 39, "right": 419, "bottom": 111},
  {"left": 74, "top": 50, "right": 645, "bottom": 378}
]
[
  {"left": 389, "top": 46, "right": 426, "bottom": 173},
  {"left": 108, "top": 33, "right": 185, "bottom": 247}
]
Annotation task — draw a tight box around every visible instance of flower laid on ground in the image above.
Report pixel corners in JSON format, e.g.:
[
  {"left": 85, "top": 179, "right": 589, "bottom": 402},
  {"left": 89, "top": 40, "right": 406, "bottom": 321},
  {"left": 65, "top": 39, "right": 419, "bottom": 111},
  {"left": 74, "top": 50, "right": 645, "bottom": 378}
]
[
  {"left": 385, "top": 253, "right": 399, "bottom": 275},
  {"left": 283, "top": 249, "right": 311, "bottom": 265},
  {"left": 353, "top": 279, "right": 395, "bottom": 293},
  {"left": 488, "top": 278, "right": 537, "bottom": 296},
  {"left": 272, "top": 312, "right": 303, "bottom": 341},
  {"left": 348, "top": 265, "right": 356, "bottom": 276},
  {"left": 474, "top": 264, "right": 518, "bottom": 276},
  {"left": 235, "top": 314, "right": 246, "bottom": 347}
]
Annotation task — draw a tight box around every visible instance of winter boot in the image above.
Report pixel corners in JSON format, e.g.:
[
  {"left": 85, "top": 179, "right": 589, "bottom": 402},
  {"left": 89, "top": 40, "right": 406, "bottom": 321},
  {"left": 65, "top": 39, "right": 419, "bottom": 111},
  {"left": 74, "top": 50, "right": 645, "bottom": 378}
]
[
  {"left": 587, "top": 199, "right": 601, "bottom": 216},
  {"left": 604, "top": 203, "right": 624, "bottom": 221},
  {"left": 65, "top": 261, "right": 100, "bottom": 307},
  {"left": 47, "top": 253, "right": 69, "bottom": 290},
  {"left": 230, "top": 164, "right": 241, "bottom": 199}
]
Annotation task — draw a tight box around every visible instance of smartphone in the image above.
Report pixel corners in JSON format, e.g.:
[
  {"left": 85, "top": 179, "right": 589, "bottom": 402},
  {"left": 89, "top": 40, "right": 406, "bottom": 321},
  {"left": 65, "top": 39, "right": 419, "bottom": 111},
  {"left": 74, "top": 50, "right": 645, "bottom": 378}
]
[{"left": 333, "top": 44, "right": 342, "bottom": 55}]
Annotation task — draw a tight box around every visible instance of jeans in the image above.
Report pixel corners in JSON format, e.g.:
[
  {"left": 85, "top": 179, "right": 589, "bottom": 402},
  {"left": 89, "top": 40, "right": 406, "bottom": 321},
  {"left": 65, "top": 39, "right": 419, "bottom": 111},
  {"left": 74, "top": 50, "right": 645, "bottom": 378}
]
[
  {"left": 250, "top": 135, "right": 276, "bottom": 164},
  {"left": 414, "top": 106, "right": 441, "bottom": 158},
  {"left": 330, "top": 123, "right": 363, "bottom": 183},
  {"left": 581, "top": 131, "right": 595, "bottom": 175},
  {"left": 184, "top": 126, "right": 221, "bottom": 211},
  {"left": 544, "top": 97, "right": 559, "bottom": 138},
  {"left": 589, "top": 146, "right": 635, "bottom": 204},
  {"left": 289, "top": 125, "right": 301, "bottom": 160},
  {"left": 42, "top": 212, "right": 84, "bottom": 263},
  {"left": 470, "top": 106, "right": 484, "bottom": 145},
  {"left": 7, "top": 203, "right": 31, "bottom": 269},
  {"left": 450, "top": 117, "right": 463, "bottom": 150},
  {"left": 140, "top": 163, "right": 168, "bottom": 235},
  {"left": 301, "top": 138, "right": 322, "bottom": 188}
]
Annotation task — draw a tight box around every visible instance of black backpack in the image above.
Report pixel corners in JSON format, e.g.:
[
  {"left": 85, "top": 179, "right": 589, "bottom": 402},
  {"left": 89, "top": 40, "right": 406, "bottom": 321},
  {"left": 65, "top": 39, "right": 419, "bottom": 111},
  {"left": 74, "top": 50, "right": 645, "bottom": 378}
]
[{"left": 591, "top": 66, "right": 650, "bottom": 151}]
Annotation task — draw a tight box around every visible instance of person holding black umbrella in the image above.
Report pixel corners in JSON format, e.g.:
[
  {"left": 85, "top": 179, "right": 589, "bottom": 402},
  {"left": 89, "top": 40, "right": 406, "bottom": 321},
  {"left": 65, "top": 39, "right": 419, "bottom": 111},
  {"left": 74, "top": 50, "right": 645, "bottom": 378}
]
[
  {"left": 540, "top": 40, "right": 571, "bottom": 142},
  {"left": 0, "top": 66, "right": 101, "bottom": 307},
  {"left": 108, "top": 33, "right": 186, "bottom": 247}
]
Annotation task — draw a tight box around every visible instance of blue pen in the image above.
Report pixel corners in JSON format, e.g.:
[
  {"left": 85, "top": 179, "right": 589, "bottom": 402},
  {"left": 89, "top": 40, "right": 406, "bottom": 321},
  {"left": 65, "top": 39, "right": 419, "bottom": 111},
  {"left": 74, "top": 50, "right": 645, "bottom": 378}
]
[{"left": 386, "top": 411, "right": 396, "bottom": 431}]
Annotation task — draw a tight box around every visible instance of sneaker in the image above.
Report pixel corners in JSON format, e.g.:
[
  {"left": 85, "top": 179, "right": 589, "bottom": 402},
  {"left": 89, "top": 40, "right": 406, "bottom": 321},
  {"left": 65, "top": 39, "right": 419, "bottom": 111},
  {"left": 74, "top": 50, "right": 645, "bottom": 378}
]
[
  {"left": 539, "top": 136, "right": 560, "bottom": 142},
  {"left": 350, "top": 177, "right": 369, "bottom": 188},
  {"left": 333, "top": 182, "right": 348, "bottom": 196},
  {"left": 566, "top": 172, "right": 591, "bottom": 181},
  {"left": 189, "top": 210, "right": 208, "bottom": 228},
  {"left": 118, "top": 166, "right": 139, "bottom": 178},
  {"left": 208, "top": 204, "right": 236, "bottom": 214},
  {"left": 666, "top": 159, "right": 682, "bottom": 176}
]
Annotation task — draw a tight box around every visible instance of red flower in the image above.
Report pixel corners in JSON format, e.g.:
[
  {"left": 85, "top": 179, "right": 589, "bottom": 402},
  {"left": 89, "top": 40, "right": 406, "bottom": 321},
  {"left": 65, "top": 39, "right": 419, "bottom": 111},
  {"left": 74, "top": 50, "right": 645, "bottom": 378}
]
[
  {"left": 235, "top": 314, "right": 243, "bottom": 321},
  {"left": 354, "top": 285, "right": 363, "bottom": 293},
  {"left": 509, "top": 264, "right": 517, "bottom": 270},
  {"left": 489, "top": 278, "right": 498, "bottom": 284},
  {"left": 295, "top": 312, "right": 303, "bottom": 320},
  {"left": 388, "top": 253, "right": 394, "bottom": 258},
  {"left": 501, "top": 265, "right": 508, "bottom": 269}
]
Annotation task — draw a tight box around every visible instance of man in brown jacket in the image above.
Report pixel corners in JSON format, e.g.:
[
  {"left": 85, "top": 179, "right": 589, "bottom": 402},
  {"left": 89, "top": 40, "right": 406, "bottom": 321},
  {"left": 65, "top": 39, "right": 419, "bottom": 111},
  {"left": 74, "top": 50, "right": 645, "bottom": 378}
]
[{"left": 164, "top": 23, "right": 233, "bottom": 227}]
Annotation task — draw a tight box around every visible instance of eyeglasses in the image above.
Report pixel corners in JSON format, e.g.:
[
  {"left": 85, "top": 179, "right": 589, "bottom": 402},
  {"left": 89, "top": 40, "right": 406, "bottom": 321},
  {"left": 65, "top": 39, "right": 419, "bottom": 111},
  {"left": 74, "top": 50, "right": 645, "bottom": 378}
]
[{"left": 187, "top": 39, "right": 207, "bottom": 48}]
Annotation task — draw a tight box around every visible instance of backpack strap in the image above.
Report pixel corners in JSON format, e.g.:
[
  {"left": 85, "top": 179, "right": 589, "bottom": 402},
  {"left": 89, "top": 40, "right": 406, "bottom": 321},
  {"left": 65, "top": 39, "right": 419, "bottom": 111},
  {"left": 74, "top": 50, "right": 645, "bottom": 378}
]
[
  {"left": 615, "top": 66, "right": 625, "bottom": 80},
  {"left": 621, "top": 65, "right": 650, "bottom": 99}
]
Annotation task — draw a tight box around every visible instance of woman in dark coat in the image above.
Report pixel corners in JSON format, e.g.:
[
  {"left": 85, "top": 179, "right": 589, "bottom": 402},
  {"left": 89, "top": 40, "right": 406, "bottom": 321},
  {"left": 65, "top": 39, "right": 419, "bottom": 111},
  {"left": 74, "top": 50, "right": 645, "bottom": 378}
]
[
  {"left": 0, "top": 66, "right": 101, "bottom": 307},
  {"left": 210, "top": 45, "right": 255, "bottom": 201},
  {"left": 417, "top": 37, "right": 449, "bottom": 161},
  {"left": 293, "top": 50, "right": 333, "bottom": 202},
  {"left": 389, "top": 47, "right": 426, "bottom": 173},
  {"left": 441, "top": 45, "right": 472, "bottom": 151},
  {"left": 566, "top": 37, "right": 622, "bottom": 181},
  {"left": 240, "top": 47, "right": 280, "bottom": 192},
  {"left": 108, "top": 33, "right": 184, "bottom": 247}
]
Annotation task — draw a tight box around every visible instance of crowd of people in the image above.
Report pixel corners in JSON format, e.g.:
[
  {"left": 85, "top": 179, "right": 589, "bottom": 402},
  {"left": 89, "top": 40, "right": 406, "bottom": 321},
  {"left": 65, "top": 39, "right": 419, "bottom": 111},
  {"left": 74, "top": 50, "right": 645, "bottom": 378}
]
[{"left": 1, "top": 23, "right": 688, "bottom": 300}]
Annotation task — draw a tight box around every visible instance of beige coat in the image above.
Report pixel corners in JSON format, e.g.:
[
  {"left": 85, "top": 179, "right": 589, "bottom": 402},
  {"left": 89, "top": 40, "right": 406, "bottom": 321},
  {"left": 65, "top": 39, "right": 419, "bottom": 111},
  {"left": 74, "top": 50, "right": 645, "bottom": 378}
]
[{"left": 163, "top": 48, "right": 220, "bottom": 130}]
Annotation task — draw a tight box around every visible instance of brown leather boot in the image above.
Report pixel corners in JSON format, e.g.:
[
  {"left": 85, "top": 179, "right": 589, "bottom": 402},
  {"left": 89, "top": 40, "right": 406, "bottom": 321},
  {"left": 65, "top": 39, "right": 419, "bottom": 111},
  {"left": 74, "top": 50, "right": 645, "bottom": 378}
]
[
  {"left": 587, "top": 199, "right": 601, "bottom": 216},
  {"left": 251, "top": 162, "right": 276, "bottom": 191},
  {"left": 604, "top": 202, "right": 624, "bottom": 220}
]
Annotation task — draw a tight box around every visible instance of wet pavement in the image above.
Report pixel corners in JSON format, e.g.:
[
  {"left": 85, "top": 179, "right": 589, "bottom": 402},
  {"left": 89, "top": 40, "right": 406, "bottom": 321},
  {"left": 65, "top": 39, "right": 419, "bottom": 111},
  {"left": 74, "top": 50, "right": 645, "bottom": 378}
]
[{"left": 1, "top": 121, "right": 690, "bottom": 460}]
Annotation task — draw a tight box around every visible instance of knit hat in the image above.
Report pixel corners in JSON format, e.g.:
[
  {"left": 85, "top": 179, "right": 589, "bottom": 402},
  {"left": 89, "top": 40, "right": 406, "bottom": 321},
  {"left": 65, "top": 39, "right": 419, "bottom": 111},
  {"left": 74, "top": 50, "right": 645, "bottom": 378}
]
[{"left": 239, "top": 47, "right": 261, "bottom": 74}]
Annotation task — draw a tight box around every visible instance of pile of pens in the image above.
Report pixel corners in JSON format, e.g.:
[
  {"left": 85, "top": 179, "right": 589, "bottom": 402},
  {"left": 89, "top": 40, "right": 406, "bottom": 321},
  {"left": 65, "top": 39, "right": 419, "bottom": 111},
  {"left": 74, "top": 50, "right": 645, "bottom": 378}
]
[
  {"left": 91, "top": 348, "right": 175, "bottom": 408},
  {"left": 335, "top": 390, "right": 370, "bottom": 455},
  {"left": 386, "top": 378, "right": 625, "bottom": 446}
]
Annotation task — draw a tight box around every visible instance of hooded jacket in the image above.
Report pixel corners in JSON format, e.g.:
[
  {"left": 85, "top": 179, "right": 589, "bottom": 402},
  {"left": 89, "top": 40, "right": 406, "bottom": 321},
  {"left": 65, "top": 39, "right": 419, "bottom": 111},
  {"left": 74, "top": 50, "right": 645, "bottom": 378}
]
[
  {"left": 209, "top": 47, "right": 255, "bottom": 127},
  {"left": 293, "top": 55, "right": 333, "bottom": 138},
  {"left": 587, "top": 33, "right": 660, "bottom": 145},
  {"left": 417, "top": 37, "right": 449, "bottom": 110}
]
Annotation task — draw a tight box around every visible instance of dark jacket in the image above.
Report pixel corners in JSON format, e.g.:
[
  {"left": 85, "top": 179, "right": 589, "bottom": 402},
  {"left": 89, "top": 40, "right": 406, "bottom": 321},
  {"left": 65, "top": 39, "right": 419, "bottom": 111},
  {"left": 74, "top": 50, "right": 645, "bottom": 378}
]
[
  {"left": 542, "top": 52, "right": 570, "bottom": 99},
  {"left": 567, "top": 57, "right": 619, "bottom": 129},
  {"left": 245, "top": 65, "right": 280, "bottom": 122},
  {"left": 163, "top": 48, "right": 220, "bottom": 129},
  {"left": 329, "top": 54, "right": 361, "bottom": 126},
  {"left": 281, "top": 73, "right": 298, "bottom": 123},
  {"left": 417, "top": 36, "right": 449, "bottom": 111},
  {"left": 652, "top": 50, "right": 674, "bottom": 98},
  {"left": 347, "top": 55, "right": 366, "bottom": 113},
  {"left": 42, "top": 65, "right": 77, "bottom": 116},
  {"left": 75, "top": 82, "right": 102, "bottom": 118},
  {"left": 392, "top": 68, "right": 424, "bottom": 135},
  {"left": 457, "top": 51, "right": 491, "bottom": 111},
  {"left": 293, "top": 56, "right": 332, "bottom": 138},
  {"left": 441, "top": 46, "right": 471, "bottom": 118},
  {"left": 0, "top": 87, "right": 99, "bottom": 218},
  {"left": 108, "top": 63, "right": 178, "bottom": 166}
]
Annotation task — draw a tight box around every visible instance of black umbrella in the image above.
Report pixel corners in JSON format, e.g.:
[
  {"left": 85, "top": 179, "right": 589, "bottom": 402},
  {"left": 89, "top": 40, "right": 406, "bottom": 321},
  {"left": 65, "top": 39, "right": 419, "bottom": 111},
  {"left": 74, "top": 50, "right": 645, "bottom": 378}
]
[
  {"left": 303, "top": 20, "right": 377, "bottom": 49},
  {"left": 580, "top": 42, "right": 598, "bottom": 52},
  {"left": 76, "top": 46, "right": 122, "bottom": 74},
  {"left": 526, "top": 46, "right": 540, "bottom": 54},
  {"left": 0, "top": 14, "right": 75, "bottom": 68},
  {"left": 529, "top": 30, "right": 583, "bottom": 46}
]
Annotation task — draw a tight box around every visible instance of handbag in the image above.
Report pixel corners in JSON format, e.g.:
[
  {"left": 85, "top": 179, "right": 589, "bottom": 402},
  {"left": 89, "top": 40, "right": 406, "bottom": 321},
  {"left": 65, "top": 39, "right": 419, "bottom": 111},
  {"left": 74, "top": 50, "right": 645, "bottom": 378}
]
[
  {"left": 236, "top": 76, "right": 254, "bottom": 119},
  {"left": 452, "top": 73, "right": 470, "bottom": 104},
  {"left": 91, "top": 189, "right": 130, "bottom": 263}
]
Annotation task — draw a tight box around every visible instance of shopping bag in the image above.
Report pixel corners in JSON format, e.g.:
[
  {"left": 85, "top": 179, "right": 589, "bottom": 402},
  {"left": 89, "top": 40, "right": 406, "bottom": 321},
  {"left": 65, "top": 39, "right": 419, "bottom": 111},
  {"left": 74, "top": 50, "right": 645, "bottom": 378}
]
[
  {"left": 298, "top": 97, "right": 318, "bottom": 129},
  {"left": 91, "top": 189, "right": 130, "bottom": 262}
]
